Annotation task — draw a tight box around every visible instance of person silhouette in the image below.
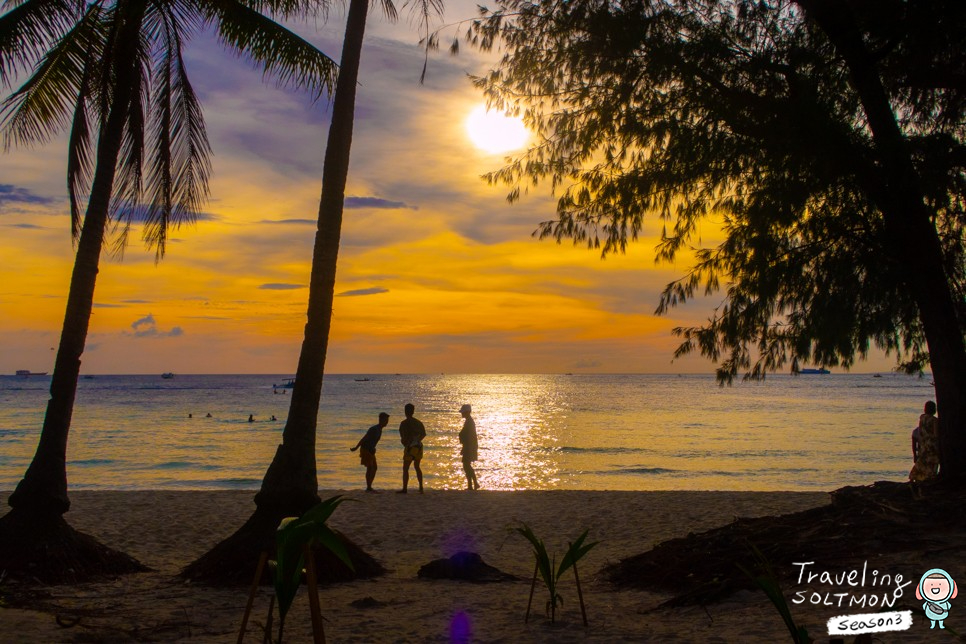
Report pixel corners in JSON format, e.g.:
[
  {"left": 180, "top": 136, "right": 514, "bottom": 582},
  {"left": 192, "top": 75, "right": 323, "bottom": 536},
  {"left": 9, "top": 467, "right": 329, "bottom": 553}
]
[
  {"left": 459, "top": 404, "right": 479, "bottom": 491},
  {"left": 398, "top": 403, "right": 426, "bottom": 494},
  {"left": 909, "top": 401, "right": 939, "bottom": 482},
  {"left": 351, "top": 412, "right": 389, "bottom": 492}
]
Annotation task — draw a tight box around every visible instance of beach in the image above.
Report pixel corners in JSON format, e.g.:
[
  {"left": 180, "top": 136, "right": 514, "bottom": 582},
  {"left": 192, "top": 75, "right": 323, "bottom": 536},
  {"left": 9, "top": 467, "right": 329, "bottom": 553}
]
[{"left": 0, "top": 489, "right": 849, "bottom": 642}]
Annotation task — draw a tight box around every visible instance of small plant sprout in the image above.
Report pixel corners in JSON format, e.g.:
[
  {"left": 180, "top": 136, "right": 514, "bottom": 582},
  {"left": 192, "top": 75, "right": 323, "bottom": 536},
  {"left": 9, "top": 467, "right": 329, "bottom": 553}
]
[
  {"left": 516, "top": 523, "right": 598, "bottom": 624},
  {"left": 239, "top": 496, "right": 354, "bottom": 643}
]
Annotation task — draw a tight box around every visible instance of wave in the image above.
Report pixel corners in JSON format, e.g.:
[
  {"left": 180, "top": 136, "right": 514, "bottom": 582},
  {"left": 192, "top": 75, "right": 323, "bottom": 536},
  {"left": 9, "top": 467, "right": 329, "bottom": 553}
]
[
  {"left": 171, "top": 478, "right": 262, "bottom": 488},
  {"left": 72, "top": 458, "right": 116, "bottom": 467},
  {"left": 596, "top": 466, "right": 678, "bottom": 475},
  {"left": 544, "top": 446, "right": 650, "bottom": 455},
  {"left": 157, "top": 461, "right": 223, "bottom": 471}
]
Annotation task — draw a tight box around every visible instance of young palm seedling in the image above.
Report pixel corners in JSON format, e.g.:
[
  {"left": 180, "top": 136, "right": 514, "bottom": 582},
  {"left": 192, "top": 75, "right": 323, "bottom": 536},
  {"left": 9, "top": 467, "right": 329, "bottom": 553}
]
[
  {"left": 516, "top": 523, "right": 598, "bottom": 624},
  {"left": 239, "top": 496, "right": 354, "bottom": 643}
]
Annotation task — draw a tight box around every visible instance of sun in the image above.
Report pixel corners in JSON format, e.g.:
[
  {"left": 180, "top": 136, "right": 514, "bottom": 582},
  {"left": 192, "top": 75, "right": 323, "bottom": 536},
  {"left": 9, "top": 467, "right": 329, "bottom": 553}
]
[{"left": 465, "top": 105, "right": 529, "bottom": 154}]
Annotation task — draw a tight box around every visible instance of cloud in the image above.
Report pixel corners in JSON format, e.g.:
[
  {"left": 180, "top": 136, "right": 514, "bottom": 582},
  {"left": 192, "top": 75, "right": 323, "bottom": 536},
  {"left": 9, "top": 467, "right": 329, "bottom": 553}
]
[
  {"left": 7, "top": 223, "right": 46, "bottom": 229},
  {"left": 260, "top": 218, "right": 316, "bottom": 225},
  {"left": 337, "top": 287, "right": 389, "bottom": 297},
  {"left": 129, "top": 314, "right": 184, "bottom": 338},
  {"left": 0, "top": 184, "right": 57, "bottom": 211},
  {"left": 259, "top": 283, "right": 304, "bottom": 290},
  {"left": 344, "top": 196, "right": 418, "bottom": 210},
  {"left": 113, "top": 203, "right": 220, "bottom": 223}
]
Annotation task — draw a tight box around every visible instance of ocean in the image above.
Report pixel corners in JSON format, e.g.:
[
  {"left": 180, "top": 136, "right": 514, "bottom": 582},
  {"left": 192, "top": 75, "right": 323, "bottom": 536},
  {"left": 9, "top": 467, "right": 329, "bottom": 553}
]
[{"left": 0, "top": 373, "right": 933, "bottom": 492}]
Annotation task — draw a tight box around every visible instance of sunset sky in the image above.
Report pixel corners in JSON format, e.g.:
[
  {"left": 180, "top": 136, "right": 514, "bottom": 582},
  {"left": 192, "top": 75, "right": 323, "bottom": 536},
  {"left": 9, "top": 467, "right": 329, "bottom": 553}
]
[{"left": 0, "top": 1, "right": 897, "bottom": 375}]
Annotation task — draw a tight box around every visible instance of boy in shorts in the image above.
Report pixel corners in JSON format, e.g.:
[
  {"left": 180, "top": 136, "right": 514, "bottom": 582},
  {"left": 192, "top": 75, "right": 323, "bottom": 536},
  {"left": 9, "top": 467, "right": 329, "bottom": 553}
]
[{"left": 350, "top": 412, "right": 389, "bottom": 491}]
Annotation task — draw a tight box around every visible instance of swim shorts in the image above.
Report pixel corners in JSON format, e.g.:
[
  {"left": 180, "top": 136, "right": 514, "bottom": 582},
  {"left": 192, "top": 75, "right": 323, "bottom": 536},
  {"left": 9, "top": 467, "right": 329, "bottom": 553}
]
[{"left": 404, "top": 444, "right": 423, "bottom": 464}]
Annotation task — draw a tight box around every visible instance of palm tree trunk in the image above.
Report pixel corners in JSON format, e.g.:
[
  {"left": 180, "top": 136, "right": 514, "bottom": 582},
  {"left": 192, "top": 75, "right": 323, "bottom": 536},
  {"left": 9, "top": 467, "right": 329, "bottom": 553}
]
[
  {"left": 7, "top": 0, "right": 147, "bottom": 517},
  {"left": 254, "top": 0, "right": 370, "bottom": 515},
  {"left": 798, "top": 0, "right": 966, "bottom": 480},
  {"left": 182, "top": 0, "right": 386, "bottom": 584},
  {"left": 0, "top": 1, "right": 150, "bottom": 583}
]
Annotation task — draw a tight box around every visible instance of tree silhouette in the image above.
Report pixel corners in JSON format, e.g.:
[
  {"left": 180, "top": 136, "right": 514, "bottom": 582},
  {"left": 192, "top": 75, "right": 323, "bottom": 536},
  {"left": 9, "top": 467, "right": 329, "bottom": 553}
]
[
  {"left": 471, "top": 0, "right": 966, "bottom": 477},
  {"left": 0, "top": 0, "right": 336, "bottom": 581},
  {"left": 184, "top": 0, "right": 444, "bottom": 583}
]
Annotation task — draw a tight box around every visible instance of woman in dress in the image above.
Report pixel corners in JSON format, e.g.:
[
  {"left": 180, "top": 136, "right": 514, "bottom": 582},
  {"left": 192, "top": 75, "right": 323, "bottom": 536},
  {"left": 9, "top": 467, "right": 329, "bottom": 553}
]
[
  {"left": 459, "top": 404, "right": 480, "bottom": 491},
  {"left": 909, "top": 400, "right": 940, "bottom": 482}
]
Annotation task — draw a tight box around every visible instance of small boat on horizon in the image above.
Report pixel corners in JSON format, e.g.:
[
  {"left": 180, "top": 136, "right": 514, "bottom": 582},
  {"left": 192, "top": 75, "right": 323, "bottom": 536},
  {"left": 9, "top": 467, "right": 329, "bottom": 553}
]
[
  {"left": 275, "top": 378, "right": 296, "bottom": 389},
  {"left": 798, "top": 368, "right": 830, "bottom": 375},
  {"left": 355, "top": 377, "right": 371, "bottom": 382},
  {"left": 161, "top": 372, "right": 175, "bottom": 379},
  {"left": 15, "top": 370, "right": 47, "bottom": 377}
]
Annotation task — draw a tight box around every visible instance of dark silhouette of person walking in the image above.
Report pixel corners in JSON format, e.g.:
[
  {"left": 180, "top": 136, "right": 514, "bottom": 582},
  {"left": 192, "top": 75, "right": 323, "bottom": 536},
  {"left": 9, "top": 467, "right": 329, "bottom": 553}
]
[
  {"left": 351, "top": 412, "right": 389, "bottom": 492},
  {"left": 398, "top": 403, "right": 426, "bottom": 493},
  {"left": 459, "top": 404, "right": 479, "bottom": 491}
]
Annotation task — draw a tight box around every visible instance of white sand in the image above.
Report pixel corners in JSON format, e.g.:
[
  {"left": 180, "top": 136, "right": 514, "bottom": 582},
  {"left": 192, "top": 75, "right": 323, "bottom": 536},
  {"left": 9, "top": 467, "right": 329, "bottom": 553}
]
[{"left": 0, "top": 488, "right": 886, "bottom": 642}]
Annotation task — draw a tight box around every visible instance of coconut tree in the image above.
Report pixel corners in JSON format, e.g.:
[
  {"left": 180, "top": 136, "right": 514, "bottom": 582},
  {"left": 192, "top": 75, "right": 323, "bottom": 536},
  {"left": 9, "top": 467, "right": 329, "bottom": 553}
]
[
  {"left": 183, "top": 0, "right": 444, "bottom": 584},
  {"left": 0, "top": 0, "right": 337, "bottom": 582}
]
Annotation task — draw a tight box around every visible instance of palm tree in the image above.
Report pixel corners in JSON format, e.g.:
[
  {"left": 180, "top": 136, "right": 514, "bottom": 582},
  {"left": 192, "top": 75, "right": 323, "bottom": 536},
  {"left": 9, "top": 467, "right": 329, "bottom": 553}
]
[
  {"left": 0, "top": 0, "right": 336, "bottom": 583},
  {"left": 184, "top": 0, "right": 444, "bottom": 584}
]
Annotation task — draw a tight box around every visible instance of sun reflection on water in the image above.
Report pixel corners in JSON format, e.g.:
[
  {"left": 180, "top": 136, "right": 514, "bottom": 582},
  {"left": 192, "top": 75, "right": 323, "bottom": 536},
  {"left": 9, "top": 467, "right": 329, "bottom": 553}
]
[{"left": 424, "top": 375, "right": 569, "bottom": 491}]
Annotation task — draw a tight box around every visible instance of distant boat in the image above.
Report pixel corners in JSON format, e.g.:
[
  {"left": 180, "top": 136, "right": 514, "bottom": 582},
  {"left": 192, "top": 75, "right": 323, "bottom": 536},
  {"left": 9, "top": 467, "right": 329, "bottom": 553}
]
[
  {"left": 873, "top": 373, "right": 882, "bottom": 378},
  {"left": 161, "top": 372, "right": 175, "bottom": 379},
  {"left": 798, "top": 368, "right": 830, "bottom": 375},
  {"left": 15, "top": 370, "right": 47, "bottom": 377},
  {"left": 355, "top": 377, "right": 371, "bottom": 382},
  {"left": 275, "top": 379, "right": 296, "bottom": 389}
]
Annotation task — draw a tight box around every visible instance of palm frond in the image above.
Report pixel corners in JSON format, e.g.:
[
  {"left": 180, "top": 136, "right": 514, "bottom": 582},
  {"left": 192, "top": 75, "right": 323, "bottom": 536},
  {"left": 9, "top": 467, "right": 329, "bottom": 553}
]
[
  {"left": 0, "top": 1, "right": 102, "bottom": 149},
  {"left": 141, "top": 1, "right": 211, "bottom": 259},
  {"left": 556, "top": 529, "right": 597, "bottom": 579},
  {"left": 108, "top": 25, "right": 151, "bottom": 257},
  {"left": 232, "top": 0, "right": 330, "bottom": 21},
  {"left": 66, "top": 49, "right": 97, "bottom": 238},
  {"left": 401, "top": 0, "right": 443, "bottom": 83},
  {"left": 0, "top": 0, "right": 88, "bottom": 87},
  {"left": 203, "top": 0, "right": 338, "bottom": 100},
  {"left": 380, "top": 0, "right": 399, "bottom": 22}
]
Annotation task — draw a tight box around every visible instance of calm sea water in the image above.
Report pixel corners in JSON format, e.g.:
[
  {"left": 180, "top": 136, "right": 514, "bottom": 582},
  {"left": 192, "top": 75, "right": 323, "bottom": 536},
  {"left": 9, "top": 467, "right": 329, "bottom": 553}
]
[{"left": 0, "top": 373, "right": 933, "bottom": 492}]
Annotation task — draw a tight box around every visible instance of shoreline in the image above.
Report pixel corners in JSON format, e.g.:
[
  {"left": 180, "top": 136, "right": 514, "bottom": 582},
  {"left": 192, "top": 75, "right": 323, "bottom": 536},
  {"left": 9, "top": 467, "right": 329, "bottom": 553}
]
[{"left": 3, "top": 488, "right": 931, "bottom": 642}]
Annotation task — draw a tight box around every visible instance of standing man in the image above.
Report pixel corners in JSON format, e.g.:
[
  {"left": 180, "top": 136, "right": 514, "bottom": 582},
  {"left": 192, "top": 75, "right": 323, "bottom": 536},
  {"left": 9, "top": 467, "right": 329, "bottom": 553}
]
[
  {"left": 398, "top": 403, "right": 426, "bottom": 493},
  {"left": 459, "top": 404, "right": 479, "bottom": 491},
  {"left": 350, "top": 412, "right": 389, "bottom": 492}
]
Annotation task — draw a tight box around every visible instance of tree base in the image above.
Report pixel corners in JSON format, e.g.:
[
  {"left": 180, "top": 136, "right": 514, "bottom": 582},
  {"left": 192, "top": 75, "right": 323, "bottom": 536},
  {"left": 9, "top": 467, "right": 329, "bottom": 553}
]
[
  {"left": 0, "top": 507, "right": 148, "bottom": 585},
  {"left": 181, "top": 504, "right": 385, "bottom": 586}
]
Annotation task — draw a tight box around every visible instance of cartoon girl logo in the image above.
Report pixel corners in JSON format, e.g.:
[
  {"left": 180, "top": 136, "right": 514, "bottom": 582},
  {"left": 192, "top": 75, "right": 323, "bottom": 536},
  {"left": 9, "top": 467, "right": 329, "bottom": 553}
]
[{"left": 917, "top": 568, "right": 958, "bottom": 629}]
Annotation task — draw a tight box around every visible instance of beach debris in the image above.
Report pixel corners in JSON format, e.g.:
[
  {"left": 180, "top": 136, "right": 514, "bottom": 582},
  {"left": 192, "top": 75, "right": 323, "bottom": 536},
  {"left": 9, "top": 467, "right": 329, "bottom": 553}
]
[
  {"left": 350, "top": 596, "right": 386, "bottom": 609},
  {"left": 417, "top": 551, "right": 517, "bottom": 583},
  {"left": 604, "top": 480, "right": 966, "bottom": 607}
]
